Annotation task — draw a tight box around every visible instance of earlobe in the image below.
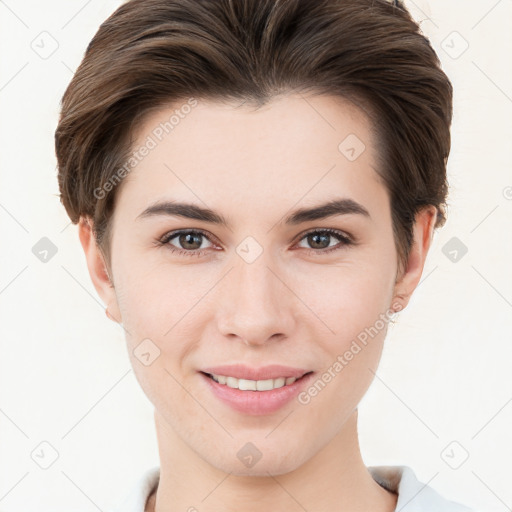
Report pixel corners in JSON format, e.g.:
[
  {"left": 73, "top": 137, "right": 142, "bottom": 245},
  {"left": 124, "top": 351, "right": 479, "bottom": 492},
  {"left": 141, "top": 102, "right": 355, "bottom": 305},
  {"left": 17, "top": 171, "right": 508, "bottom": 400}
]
[
  {"left": 78, "top": 216, "right": 122, "bottom": 324},
  {"left": 391, "top": 206, "right": 437, "bottom": 312}
]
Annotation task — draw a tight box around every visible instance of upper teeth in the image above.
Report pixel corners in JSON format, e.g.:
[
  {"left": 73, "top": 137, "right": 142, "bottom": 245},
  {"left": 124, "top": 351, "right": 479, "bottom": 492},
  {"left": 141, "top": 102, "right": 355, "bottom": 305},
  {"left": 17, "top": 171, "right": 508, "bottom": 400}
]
[{"left": 210, "top": 373, "right": 298, "bottom": 391}]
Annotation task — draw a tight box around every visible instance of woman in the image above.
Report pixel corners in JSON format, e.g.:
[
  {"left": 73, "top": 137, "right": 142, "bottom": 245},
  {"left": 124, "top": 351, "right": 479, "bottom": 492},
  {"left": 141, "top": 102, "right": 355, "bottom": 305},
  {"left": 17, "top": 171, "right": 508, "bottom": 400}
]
[{"left": 55, "top": 0, "right": 475, "bottom": 510}]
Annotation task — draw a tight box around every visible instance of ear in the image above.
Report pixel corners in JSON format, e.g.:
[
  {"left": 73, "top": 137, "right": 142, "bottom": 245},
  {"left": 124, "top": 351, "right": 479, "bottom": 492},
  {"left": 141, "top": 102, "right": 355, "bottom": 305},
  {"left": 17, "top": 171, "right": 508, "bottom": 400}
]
[
  {"left": 391, "top": 206, "right": 437, "bottom": 312},
  {"left": 78, "top": 216, "right": 122, "bottom": 324}
]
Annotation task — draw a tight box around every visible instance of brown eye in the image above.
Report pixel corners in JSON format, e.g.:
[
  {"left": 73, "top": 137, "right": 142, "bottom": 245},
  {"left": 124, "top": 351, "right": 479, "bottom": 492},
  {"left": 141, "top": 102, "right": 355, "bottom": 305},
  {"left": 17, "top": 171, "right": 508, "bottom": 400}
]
[
  {"left": 307, "top": 232, "right": 331, "bottom": 249},
  {"left": 177, "top": 232, "right": 203, "bottom": 250},
  {"left": 297, "top": 229, "right": 353, "bottom": 254},
  {"left": 160, "top": 229, "right": 214, "bottom": 256}
]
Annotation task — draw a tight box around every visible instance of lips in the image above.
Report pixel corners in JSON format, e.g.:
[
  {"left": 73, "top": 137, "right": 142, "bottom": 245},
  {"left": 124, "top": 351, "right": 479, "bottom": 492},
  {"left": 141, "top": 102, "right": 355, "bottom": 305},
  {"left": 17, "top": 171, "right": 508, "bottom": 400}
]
[
  {"left": 200, "top": 369, "right": 316, "bottom": 415},
  {"left": 200, "top": 364, "right": 311, "bottom": 381}
]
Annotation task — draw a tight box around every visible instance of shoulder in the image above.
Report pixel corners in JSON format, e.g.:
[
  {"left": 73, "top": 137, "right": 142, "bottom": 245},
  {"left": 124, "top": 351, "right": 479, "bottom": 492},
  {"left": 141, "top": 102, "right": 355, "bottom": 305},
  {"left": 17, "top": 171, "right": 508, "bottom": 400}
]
[{"left": 369, "top": 465, "right": 476, "bottom": 511}]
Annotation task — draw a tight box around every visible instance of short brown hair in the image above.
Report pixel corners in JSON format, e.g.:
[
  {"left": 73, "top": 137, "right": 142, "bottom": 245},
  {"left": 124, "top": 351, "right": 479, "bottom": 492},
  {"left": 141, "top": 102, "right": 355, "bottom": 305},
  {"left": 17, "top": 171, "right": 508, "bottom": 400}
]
[{"left": 55, "top": 0, "right": 453, "bottom": 277}]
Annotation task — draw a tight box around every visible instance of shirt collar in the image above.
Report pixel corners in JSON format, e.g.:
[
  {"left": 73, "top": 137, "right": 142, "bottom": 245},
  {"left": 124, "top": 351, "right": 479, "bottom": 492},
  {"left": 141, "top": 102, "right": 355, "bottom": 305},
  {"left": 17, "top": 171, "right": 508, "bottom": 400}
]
[{"left": 368, "top": 465, "right": 474, "bottom": 511}]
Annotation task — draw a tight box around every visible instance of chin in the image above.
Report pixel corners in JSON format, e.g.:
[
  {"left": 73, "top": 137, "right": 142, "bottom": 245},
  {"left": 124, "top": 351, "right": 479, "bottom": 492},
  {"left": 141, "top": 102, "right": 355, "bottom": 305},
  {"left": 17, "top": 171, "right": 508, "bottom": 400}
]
[{"left": 206, "top": 444, "right": 308, "bottom": 477}]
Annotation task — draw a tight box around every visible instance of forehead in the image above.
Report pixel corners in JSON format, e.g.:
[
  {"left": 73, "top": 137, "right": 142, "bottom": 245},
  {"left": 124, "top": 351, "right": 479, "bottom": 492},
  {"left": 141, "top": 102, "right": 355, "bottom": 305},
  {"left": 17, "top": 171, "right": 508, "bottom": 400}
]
[{"left": 114, "top": 93, "right": 386, "bottom": 225}]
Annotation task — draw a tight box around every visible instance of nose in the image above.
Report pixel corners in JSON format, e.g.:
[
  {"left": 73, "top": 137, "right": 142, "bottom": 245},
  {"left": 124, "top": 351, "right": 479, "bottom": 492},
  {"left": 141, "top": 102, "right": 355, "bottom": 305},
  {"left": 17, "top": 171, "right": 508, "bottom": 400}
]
[{"left": 216, "top": 253, "right": 296, "bottom": 347}]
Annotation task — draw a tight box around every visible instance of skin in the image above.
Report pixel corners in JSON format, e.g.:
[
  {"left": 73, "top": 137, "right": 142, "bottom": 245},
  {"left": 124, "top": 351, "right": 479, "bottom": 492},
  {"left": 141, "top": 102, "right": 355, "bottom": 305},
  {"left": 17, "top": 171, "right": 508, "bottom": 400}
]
[{"left": 79, "top": 93, "right": 436, "bottom": 512}]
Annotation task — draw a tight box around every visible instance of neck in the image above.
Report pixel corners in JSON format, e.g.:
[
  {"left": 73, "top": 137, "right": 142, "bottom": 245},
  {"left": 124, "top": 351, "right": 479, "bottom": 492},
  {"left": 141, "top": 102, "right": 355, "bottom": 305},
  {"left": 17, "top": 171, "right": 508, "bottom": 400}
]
[{"left": 148, "top": 409, "right": 397, "bottom": 512}]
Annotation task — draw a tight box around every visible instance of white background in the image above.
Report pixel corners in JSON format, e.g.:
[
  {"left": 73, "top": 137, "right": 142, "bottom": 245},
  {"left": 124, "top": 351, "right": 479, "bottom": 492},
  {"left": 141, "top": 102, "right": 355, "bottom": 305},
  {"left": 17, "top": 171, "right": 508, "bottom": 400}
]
[{"left": 0, "top": 1, "right": 511, "bottom": 510}]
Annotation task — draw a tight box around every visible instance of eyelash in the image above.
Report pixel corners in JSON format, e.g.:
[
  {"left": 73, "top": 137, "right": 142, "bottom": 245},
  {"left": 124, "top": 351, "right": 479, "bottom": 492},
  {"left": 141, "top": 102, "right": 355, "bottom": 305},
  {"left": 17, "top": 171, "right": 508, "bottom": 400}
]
[{"left": 157, "top": 228, "right": 354, "bottom": 257}]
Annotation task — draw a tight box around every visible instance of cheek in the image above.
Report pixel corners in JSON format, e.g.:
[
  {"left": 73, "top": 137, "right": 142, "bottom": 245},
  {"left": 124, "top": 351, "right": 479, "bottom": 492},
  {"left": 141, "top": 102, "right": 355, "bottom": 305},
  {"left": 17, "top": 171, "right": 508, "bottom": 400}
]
[
  {"left": 298, "top": 278, "right": 392, "bottom": 426},
  {"left": 114, "top": 259, "right": 213, "bottom": 340},
  {"left": 114, "top": 270, "right": 198, "bottom": 410},
  {"left": 112, "top": 262, "right": 215, "bottom": 405},
  {"left": 292, "top": 258, "right": 394, "bottom": 406},
  {"left": 291, "top": 258, "right": 395, "bottom": 344}
]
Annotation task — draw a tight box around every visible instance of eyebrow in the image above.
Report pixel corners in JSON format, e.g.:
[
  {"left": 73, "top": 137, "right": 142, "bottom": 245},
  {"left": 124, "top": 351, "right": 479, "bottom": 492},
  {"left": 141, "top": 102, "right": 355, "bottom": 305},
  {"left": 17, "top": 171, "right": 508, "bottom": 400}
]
[{"left": 136, "top": 197, "right": 370, "bottom": 227}]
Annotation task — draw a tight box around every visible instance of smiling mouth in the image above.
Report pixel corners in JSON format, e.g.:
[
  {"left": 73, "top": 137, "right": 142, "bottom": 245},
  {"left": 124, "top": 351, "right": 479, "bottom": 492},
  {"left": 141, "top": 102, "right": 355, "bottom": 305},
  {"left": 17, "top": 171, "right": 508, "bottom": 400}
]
[{"left": 201, "top": 371, "right": 314, "bottom": 391}]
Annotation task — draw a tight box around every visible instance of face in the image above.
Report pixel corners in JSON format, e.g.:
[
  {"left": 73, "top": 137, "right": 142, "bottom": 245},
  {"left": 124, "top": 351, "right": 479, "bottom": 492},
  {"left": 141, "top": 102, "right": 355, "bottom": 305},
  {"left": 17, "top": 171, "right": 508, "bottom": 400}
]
[{"left": 82, "top": 93, "right": 434, "bottom": 477}]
